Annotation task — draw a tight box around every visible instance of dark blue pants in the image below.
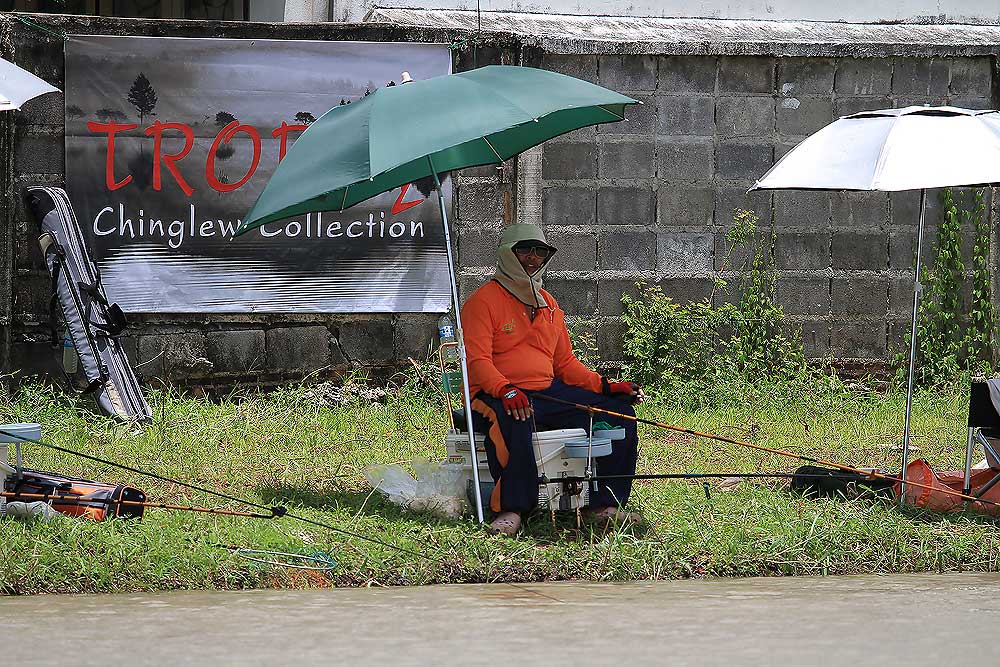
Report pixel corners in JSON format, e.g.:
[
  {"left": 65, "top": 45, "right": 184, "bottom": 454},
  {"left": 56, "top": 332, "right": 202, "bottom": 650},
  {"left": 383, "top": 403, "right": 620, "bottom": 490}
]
[{"left": 471, "top": 379, "right": 638, "bottom": 513}]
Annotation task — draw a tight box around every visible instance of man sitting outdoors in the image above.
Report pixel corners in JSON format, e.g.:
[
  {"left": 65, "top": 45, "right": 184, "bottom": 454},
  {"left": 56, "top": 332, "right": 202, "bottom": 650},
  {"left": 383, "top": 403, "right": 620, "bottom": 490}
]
[{"left": 461, "top": 223, "right": 644, "bottom": 536}]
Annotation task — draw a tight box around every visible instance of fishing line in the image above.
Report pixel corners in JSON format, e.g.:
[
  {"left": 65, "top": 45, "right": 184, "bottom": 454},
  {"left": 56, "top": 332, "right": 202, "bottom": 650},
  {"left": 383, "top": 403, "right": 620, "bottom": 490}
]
[
  {"left": 0, "top": 429, "right": 446, "bottom": 563},
  {"left": 11, "top": 14, "right": 69, "bottom": 41},
  {"left": 532, "top": 393, "right": 1000, "bottom": 510},
  {"left": 226, "top": 547, "right": 338, "bottom": 572}
]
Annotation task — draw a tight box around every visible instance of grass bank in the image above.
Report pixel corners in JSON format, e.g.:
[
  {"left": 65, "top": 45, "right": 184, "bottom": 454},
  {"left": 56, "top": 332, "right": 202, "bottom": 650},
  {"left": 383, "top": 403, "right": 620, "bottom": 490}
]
[{"left": 1, "top": 377, "right": 997, "bottom": 595}]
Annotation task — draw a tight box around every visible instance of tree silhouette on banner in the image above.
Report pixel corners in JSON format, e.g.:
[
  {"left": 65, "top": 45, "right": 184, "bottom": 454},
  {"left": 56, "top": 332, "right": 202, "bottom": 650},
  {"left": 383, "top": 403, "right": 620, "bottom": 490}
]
[
  {"left": 128, "top": 73, "right": 157, "bottom": 126},
  {"left": 128, "top": 73, "right": 157, "bottom": 167},
  {"left": 214, "top": 111, "right": 238, "bottom": 185}
]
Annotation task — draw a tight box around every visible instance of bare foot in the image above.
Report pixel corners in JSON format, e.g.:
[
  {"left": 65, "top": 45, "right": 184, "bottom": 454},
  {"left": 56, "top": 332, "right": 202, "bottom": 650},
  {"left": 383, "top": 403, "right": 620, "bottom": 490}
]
[{"left": 488, "top": 511, "right": 522, "bottom": 536}]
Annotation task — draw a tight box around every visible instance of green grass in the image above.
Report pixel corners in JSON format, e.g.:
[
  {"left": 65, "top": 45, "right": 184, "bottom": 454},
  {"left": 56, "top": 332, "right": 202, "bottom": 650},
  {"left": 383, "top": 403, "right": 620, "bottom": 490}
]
[{"left": 1, "top": 376, "right": 997, "bottom": 595}]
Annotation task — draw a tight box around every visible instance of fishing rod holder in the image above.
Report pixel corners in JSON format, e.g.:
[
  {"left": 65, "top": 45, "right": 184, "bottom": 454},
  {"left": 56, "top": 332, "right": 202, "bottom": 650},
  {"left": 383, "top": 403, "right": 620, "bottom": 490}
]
[{"left": 585, "top": 411, "right": 597, "bottom": 495}]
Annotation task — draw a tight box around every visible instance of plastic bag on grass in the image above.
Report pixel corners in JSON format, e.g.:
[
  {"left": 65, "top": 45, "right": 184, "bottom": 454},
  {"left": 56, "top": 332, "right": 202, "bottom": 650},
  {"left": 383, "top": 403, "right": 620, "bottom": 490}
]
[
  {"left": 363, "top": 459, "right": 467, "bottom": 519},
  {"left": 3, "top": 501, "right": 59, "bottom": 521}
]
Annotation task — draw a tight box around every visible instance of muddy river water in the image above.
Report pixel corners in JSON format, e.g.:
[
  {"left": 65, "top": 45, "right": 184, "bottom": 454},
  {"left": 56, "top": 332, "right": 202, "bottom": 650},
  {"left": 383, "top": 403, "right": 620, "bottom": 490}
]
[{"left": 4, "top": 573, "right": 1000, "bottom": 665}]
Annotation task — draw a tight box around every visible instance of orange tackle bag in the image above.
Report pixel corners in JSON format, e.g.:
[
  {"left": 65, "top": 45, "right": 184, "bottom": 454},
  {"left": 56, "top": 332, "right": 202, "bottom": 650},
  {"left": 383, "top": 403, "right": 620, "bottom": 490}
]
[
  {"left": 4, "top": 468, "right": 146, "bottom": 521},
  {"left": 895, "top": 459, "right": 1000, "bottom": 516}
]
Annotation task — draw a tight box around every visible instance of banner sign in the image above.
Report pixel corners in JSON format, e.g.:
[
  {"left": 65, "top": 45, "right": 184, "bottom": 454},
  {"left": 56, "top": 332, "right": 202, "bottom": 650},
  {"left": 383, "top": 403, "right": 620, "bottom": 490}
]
[{"left": 65, "top": 36, "right": 453, "bottom": 313}]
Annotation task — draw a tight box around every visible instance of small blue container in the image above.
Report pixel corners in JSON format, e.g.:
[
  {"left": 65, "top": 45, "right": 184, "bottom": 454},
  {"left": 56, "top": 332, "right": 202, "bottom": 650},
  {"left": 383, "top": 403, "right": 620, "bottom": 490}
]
[
  {"left": 564, "top": 437, "right": 613, "bottom": 458},
  {"left": 594, "top": 427, "right": 626, "bottom": 441},
  {"left": 0, "top": 423, "right": 41, "bottom": 443}
]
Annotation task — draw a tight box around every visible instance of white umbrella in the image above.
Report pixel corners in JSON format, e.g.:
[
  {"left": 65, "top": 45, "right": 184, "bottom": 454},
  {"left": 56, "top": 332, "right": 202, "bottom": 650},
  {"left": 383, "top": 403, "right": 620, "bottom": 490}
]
[
  {"left": 0, "top": 56, "right": 59, "bottom": 111},
  {"left": 752, "top": 106, "right": 1000, "bottom": 500}
]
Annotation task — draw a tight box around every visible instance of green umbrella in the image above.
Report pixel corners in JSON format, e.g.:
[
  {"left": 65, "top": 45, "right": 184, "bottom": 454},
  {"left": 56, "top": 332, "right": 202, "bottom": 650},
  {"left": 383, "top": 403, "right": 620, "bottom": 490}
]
[
  {"left": 238, "top": 65, "right": 638, "bottom": 521},
  {"left": 239, "top": 66, "right": 637, "bottom": 228}
]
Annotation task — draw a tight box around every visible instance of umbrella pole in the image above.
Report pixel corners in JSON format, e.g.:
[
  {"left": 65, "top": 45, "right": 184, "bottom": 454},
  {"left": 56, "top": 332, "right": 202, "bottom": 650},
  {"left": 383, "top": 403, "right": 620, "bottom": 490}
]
[
  {"left": 429, "top": 158, "right": 486, "bottom": 523},
  {"left": 901, "top": 188, "right": 928, "bottom": 504}
]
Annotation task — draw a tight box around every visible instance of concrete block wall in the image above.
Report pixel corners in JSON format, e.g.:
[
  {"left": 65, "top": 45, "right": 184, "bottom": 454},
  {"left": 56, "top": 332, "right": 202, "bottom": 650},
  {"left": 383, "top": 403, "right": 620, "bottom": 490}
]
[
  {"left": 464, "top": 52, "right": 997, "bottom": 369},
  {"left": 3, "top": 14, "right": 1000, "bottom": 385}
]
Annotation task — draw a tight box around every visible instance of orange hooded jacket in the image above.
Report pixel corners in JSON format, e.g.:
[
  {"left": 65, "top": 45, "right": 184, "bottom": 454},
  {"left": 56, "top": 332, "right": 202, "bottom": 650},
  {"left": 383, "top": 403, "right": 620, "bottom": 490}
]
[{"left": 460, "top": 280, "right": 603, "bottom": 399}]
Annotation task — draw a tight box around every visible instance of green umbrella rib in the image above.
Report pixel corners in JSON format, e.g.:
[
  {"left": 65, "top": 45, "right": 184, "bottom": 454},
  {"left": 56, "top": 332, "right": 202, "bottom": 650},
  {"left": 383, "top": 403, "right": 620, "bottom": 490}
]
[
  {"left": 601, "top": 106, "right": 625, "bottom": 121},
  {"left": 482, "top": 136, "right": 504, "bottom": 162}
]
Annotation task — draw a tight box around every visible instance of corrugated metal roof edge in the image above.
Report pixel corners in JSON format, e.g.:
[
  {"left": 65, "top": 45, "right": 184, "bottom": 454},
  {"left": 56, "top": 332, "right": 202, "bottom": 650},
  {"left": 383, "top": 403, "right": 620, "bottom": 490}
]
[{"left": 366, "top": 7, "right": 1000, "bottom": 56}]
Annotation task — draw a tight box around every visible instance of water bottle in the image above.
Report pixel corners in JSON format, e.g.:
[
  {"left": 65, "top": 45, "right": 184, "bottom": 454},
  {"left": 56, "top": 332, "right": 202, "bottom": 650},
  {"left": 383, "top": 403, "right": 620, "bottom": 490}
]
[
  {"left": 62, "top": 334, "right": 78, "bottom": 375},
  {"left": 437, "top": 311, "right": 457, "bottom": 362}
]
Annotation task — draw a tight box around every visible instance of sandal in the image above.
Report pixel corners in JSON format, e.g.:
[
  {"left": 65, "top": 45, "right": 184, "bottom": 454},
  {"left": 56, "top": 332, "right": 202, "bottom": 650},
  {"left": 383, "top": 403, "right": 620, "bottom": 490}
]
[
  {"left": 487, "top": 511, "right": 522, "bottom": 536},
  {"left": 584, "top": 507, "right": 643, "bottom": 527}
]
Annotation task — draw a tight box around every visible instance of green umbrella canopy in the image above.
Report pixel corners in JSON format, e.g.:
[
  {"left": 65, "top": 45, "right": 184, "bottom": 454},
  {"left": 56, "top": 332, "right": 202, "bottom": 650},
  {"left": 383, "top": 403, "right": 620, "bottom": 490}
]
[{"left": 238, "top": 65, "right": 638, "bottom": 233}]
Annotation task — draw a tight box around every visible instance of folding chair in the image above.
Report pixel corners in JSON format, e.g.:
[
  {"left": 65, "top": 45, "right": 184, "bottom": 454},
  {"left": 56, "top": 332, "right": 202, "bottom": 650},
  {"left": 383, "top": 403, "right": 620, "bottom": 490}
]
[{"left": 963, "top": 381, "right": 1000, "bottom": 497}]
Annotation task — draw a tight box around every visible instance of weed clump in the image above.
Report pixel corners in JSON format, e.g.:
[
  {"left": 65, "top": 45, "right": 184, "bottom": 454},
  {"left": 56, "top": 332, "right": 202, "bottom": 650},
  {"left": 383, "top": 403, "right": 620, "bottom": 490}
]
[
  {"left": 300, "top": 381, "right": 390, "bottom": 408},
  {"left": 620, "top": 209, "right": 832, "bottom": 410}
]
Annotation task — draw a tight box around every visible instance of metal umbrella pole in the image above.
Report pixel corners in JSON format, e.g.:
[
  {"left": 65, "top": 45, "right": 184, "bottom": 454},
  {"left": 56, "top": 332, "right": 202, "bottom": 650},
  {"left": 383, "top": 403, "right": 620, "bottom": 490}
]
[
  {"left": 964, "top": 428, "right": 976, "bottom": 497},
  {"left": 900, "top": 188, "right": 928, "bottom": 503},
  {"left": 430, "top": 157, "right": 486, "bottom": 523}
]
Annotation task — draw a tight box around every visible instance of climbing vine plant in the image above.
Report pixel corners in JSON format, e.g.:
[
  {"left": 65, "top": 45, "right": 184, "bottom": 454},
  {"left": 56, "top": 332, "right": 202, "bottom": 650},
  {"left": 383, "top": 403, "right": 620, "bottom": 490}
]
[
  {"left": 965, "top": 189, "right": 997, "bottom": 373},
  {"left": 897, "top": 188, "right": 996, "bottom": 388}
]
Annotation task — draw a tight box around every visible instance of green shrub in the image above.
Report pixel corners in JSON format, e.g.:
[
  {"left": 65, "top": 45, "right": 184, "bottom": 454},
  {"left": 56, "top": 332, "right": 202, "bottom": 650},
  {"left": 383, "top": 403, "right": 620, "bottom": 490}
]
[{"left": 621, "top": 209, "right": 809, "bottom": 407}]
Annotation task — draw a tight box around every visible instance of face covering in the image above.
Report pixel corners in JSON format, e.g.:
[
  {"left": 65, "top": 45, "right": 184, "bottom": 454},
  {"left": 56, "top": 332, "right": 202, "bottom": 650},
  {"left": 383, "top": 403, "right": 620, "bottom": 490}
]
[{"left": 492, "top": 224, "right": 557, "bottom": 309}]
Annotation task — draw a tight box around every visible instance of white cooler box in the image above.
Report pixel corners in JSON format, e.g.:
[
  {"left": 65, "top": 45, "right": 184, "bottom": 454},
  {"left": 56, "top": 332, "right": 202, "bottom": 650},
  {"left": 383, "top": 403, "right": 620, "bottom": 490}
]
[{"left": 445, "top": 428, "right": 591, "bottom": 511}]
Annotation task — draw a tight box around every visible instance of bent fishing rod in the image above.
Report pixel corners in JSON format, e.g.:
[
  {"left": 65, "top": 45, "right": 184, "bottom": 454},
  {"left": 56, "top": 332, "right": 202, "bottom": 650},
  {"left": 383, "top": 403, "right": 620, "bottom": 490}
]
[
  {"left": 0, "top": 428, "right": 445, "bottom": 564},
  {"left": 532, "top": 393, "right": 1000, "bottom": 509}
]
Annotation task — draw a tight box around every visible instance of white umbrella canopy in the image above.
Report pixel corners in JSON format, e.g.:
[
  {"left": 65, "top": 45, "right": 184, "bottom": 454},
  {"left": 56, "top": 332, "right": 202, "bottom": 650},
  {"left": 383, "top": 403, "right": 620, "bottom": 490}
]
[
  {"left": 754, "top": 106, "right": 1000, "bottom": 192},
  {"left": 0, "top": 56, "right": 59, "bottom": 112},
  {"left": 752, "top": 106, "right": 1000, "bottom": 500}
]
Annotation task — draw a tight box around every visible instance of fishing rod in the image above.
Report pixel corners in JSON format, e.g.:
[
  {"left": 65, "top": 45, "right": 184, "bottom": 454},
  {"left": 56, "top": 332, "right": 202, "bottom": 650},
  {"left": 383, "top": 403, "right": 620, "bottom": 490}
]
[
  {"left": 540, "top": 471, "right": 885, "bottom": 503},
  {"left": 549, "top": 472, "right": 859, "bottom": 482},
  {"left": 532, "top": 393, "right": 1000, "bottom": 510},
  {"left": 0, "top": 491, "right": 280, "bottom": 519},
  {"left": 0, "top": 429, "right": 446, "bottom": 564}
]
